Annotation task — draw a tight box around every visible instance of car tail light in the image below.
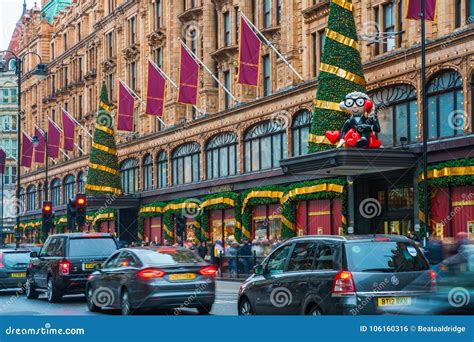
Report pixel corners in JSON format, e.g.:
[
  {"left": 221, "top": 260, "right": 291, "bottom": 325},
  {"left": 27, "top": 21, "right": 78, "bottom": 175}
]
[
  {"left": 87, "top": 274, "right": 93, "bottom": 281},
  {"left": 59, "top": 260, "right": 70, "bottom": 276},
  {"left": 0, "top": 253, "right": 3, "bottom": 268},
  {"left": 199, "top": 265, "right": 218, "bottom": 277},
  {"left": 374, "top": 237, "right": 390, "bottom": 242},
  {"left": 332, "top": 271, "right": 355, "bottom": 294},
  {"left": 429, "top": 269, "right": 437, "bottom": 289},
  {"left": 137, "top": 268, "right": 166, "bottom": 279}
]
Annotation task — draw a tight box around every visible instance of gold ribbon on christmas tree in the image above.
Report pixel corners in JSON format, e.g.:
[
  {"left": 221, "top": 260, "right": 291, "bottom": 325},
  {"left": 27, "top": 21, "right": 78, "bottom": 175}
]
[{"left": 320, "top": 63, "right": 366, "bottom": 86}]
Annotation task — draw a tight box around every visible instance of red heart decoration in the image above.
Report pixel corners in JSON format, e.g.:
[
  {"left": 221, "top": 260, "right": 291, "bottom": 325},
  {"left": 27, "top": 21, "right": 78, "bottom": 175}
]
[
  {"left": 364, "top": 99, "right": 373, "bottom": 113},
  {"left": 325, "top": 130, "right": 341, "bottom": 144},
  {"left": 368, "top": 133, "right": 382, "bottom": 148},
  {"left": 344, "top": 129, "right": 360, "bottom": 147}
]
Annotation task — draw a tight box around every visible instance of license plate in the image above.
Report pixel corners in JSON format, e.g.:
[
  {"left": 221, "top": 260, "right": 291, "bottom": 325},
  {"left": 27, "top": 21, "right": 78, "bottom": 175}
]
[
  {"left": 83, "top": 263, "right": 100, "bottom": 270},
  {"left": 377, "top": 297, "right": 412, "bottom": 306},
  {"left": 168, "top": 273, "right": 196, "bottom": 281},
  {"left": 10, "top": 272, "right": 26, "bottom": 278}
]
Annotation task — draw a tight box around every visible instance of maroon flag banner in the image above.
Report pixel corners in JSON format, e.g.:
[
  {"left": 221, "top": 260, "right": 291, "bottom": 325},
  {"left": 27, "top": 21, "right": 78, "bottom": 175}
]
[
  {"left": 177, "top": 45, "right": 199, "bottom": 105},
  {"left": 48, "top": 119, "right": 61, "bottom": 159},
  {"left": 406, "top": 0, "right": 437, "bottom": 21},
  {"left": 0, "top": 149, "right": 6, "bottom": 174},
  {"left": 238, "top": 17, "right": 261, "bottom": 86},
  {"left": 62, "top": 109, "right": 76, "bottom": 151},
  {"left": 20, "top": 133, "right": 33, "bottom": 168},
  {"left": 117, "top": 81, "right": 135, "bottom": 132},
  {"left": 34, "top": 126, "right": 46, "bottom": 164},
  {"left": 145, "top": 62, "right": 166, "bottom": 117}
]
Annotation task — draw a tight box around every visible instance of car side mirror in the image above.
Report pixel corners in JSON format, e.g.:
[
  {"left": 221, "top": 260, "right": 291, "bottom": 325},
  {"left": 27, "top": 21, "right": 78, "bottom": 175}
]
[
  {"left": 30, "top": 251, "right": 38, "bottom": 258},
  {"left": 253, "top": 265, "right": 263, "bottom": 275}
]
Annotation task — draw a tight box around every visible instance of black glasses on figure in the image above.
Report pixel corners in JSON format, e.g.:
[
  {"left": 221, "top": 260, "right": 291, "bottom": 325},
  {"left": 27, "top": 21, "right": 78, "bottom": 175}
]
[{"left": 344, "top": 98, "right": 366, "bottom": 107}]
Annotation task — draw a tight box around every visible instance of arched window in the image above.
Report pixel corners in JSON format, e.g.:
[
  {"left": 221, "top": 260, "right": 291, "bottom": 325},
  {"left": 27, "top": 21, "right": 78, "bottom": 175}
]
[
  {"left": 51, "top": 179, "right": 61, "bottom": 206},
  {"left": 120, "top": 158, "right": 139, "bottom": 194},
  {"left": 143, "top": 154, "right": 153, "bottom": 191},
  {"left": 244, "top": 120, "right": 286, "bottom": 172},
  {"left": 156, "top": 151, "right": 167, "bottom": 189},
  {"left": 77, "top": 172, "right": 85, "bottom": 193},
  {"left": 19, "top": 187, "right": 25, "bottom": 209},
  {"left": 427, "top": 70, "right": 464, "bottom": 139},
  {"left": 292, "top": 110, "right": 311, "bottom": 156},
  {"left": 37, "top": 183, "right": 43, "bottom": 208},
  {"left": 206, "top": 132, "right": 237, "bottom": 179},
  {"left": 370, "top": 84, "right": 418, "bottom": 146},
  {"left": 172, "top": 143, "right": 200, "bottom": 185},
  {"left": 26, "top": 185, "right": 36, "bottom": 211},
  {"left": 63, "top": 175, "right": 75, "bottom": 203}
]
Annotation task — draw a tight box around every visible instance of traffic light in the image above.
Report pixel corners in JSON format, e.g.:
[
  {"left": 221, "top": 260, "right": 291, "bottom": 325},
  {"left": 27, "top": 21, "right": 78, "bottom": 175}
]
[
  {"left": 75, "top": 194, "right": 87, "bottom": 228},
  {"left": 42, "top": 201, "right": 53, "bottom": 237},
  {"left": 175, "top": 213, "right": 186, "bottom": 246}
]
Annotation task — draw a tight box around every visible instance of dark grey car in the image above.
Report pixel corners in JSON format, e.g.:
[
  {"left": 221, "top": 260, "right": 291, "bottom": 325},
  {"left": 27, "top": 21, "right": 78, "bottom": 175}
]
[
  {"left": 86, "top": 247, "right": 217, "bottom": 315},
  {"left": 238, "top": 235, "right": 435, "bottom": 315},
  {"left": 0, "top": 249, "right": 31, "bottom": 289}
]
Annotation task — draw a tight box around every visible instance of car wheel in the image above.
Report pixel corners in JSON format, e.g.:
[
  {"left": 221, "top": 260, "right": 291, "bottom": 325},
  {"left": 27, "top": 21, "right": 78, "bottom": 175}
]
[
  {"left": 86, "top": 286, "right": 100, "bottom": 312},
  {"left": 25, "top": 276, "right": 39, "bottom": 299},
  {"left": 197, "top": 305, "right": 212, "bottom": 315},
  {"left": 121, "top": 289, "right": 133, "bottom": 315},
  {"left": 308, "top": 306, "right": 323, "bottom": 316},
  {"left": 238, "top": 298, "right": 254, "bottom": 316},
  {"left": 47, "top": 277, "right": 62, "bottom": 303}
]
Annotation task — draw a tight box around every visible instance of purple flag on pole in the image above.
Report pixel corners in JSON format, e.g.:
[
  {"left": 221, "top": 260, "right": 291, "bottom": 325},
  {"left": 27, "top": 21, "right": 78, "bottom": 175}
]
[
  {"left": 145, "top": 62, "right": 166, "bottom": 117},
  {"left": 62, "top": 109, "right": 76, "bottom": 151},
  {"left": 0, "top": 149, "right": 6, "bottom": 174},
  {"left": 177, "top": 45, "right": 199, "bottom": 105},
  {"left": 238, "top": 17, "right": 261, "bottom": 86},
  {"left": 406, "top": 0, "right": 437, "bottom": 21},
  {"left": 48, "top": 119, "right": 61, "bottom": 159},
  {"left": 20, "top": 133, "right": 33, "bottom": 168},
  {"left": 34, "top": 126, "right": 46, "bottom": 164},
  {"left": 117, "top": 82, "right": 135, "bottom": 132}
]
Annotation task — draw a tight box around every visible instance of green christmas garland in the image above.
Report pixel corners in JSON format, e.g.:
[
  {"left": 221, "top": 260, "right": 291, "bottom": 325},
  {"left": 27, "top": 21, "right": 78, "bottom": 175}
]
[
  {"left": 137, "top": 179, "right": 348, "bottom": 243},
  {"left": 418, "top": 157, "right": 474, "bottom": 236},
  {"left": 282, "top": 178, "right": 347, "bottom": 236},
  {"left": 199, "top": 192, "right": 242, "bottom": 242}
]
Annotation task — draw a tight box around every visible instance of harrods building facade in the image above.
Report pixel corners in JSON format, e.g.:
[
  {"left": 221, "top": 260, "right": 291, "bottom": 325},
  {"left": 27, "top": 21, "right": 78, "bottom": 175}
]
[{"left": 14, "top": 0, "right": 474, "bottom": 245}]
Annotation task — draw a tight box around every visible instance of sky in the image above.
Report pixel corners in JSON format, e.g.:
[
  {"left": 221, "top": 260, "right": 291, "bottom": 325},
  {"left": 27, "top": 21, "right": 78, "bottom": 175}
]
[{"left": 0, "top": 0, "right": 38, "bottom": 51}]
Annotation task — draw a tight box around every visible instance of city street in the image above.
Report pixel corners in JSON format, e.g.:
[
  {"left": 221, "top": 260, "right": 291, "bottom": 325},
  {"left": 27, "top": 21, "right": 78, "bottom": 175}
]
[{"left": 0, "top": 280, "right": 240, "bottom": 316}]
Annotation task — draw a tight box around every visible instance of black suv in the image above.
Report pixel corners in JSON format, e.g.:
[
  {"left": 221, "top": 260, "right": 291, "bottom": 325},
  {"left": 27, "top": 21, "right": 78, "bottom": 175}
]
[
  {"left": 238, "top": 235, "right": 434, "bottom": 315},
  {"left": 26, "top": 233, "right": 118, "bottom": 302}
]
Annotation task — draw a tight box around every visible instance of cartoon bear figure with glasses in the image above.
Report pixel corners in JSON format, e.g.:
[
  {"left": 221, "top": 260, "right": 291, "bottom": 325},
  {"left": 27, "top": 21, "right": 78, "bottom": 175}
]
[{"left": 325, "top": 92, "right": 382, "bottom": 148}]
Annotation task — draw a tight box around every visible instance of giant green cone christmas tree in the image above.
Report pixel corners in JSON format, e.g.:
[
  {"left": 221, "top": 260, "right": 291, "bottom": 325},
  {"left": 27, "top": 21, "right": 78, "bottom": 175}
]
[
  {"left": 308, "top": 0, "right": 367, "bottom": 152},
  {"left": 85, "top": 82, "right": 123, "bottom": 196}
]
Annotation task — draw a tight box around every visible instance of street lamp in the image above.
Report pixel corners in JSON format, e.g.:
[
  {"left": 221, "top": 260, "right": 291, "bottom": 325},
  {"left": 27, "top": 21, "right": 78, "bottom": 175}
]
[{"left": 0, "top": 49, "right": 47, "bottom": 248}]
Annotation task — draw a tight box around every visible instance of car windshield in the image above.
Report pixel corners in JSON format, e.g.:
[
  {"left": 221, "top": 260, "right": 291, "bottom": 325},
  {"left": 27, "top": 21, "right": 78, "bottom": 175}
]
[
  {"left": 345, "top": 241, "right": 429, "bottom": 272},
  {"left": 3, "top": 252, "right": 30, "bottom": 268},
  {"left": 140, "top": 249, "right": 204, "bottom": 265},
  {"left": 69, "top": 238, "right": 117, "bottom": 257}
]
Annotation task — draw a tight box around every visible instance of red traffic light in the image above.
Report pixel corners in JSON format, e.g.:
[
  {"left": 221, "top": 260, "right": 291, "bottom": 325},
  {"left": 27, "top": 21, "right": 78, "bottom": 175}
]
[
  {"left": 42, "top": 201, "right": 52, "bottom": 213},
  {"left": 76, "top": 194, "right": 86, "bottom": 207}
]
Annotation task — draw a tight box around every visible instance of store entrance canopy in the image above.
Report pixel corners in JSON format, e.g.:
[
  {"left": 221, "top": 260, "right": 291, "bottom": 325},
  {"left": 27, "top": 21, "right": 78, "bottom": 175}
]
[{"left": 281, "top": 149, "right": 420, "bottom": 177}]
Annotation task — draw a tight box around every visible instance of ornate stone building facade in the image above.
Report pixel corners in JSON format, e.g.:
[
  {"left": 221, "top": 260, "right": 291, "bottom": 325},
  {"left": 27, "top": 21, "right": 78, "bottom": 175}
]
[{"left": 13, "top": 0, "right": 474, "bottom": 243}]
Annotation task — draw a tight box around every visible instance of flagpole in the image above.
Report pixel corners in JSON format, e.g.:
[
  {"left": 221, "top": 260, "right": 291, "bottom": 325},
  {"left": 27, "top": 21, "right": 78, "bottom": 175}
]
[
  {"left": 148, "top": 58, "right": 205, "bottom": 116},
  {"left": 179, "top": 40, "right": 239, "bottom": 104},
  {"left": 61, "top": 108, "right": 93, "bottom": 139},
  {"left": 240, "top": 11, "right": 304, "bottom": 82},
  {"left": 119, "top": 79, "right": 167, "bottom": 128},
  {"left": 420, "top": 0, "right": 429, "bottom": 244}
]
